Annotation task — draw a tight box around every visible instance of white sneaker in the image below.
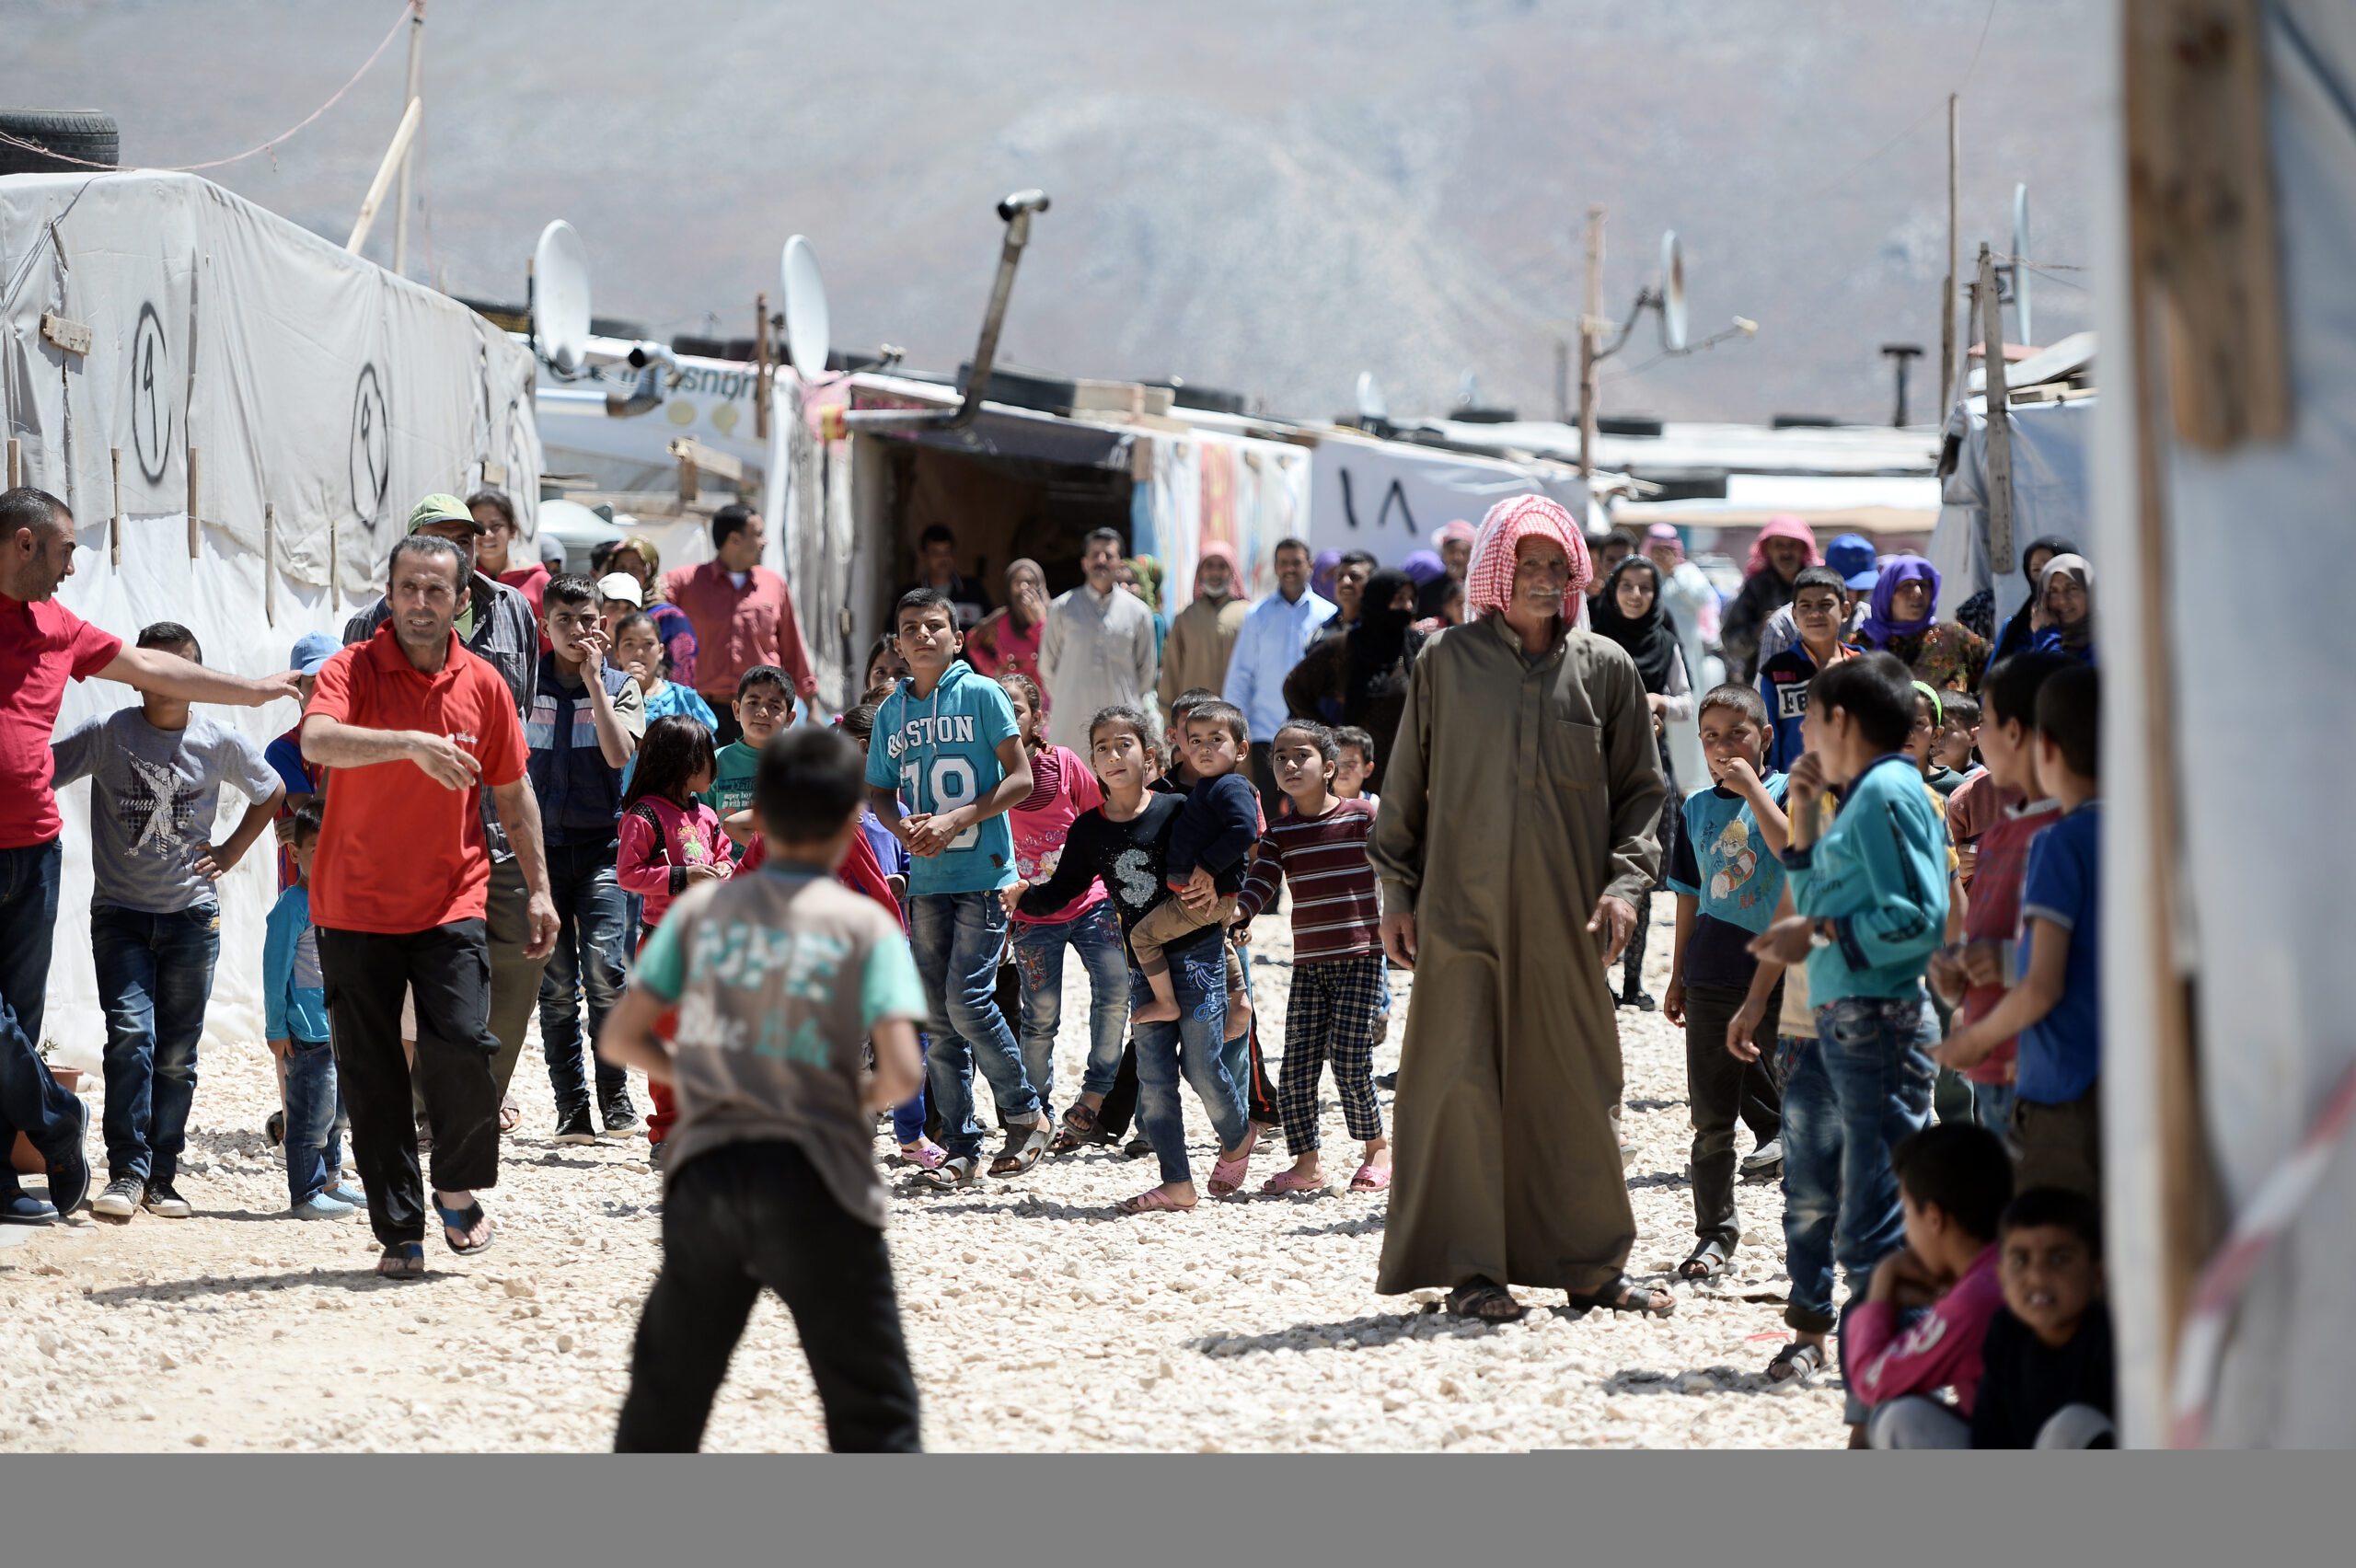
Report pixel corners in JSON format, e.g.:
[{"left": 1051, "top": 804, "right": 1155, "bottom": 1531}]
[
  {"left": 1740, "top": 1138, "right": 1784, "bottom": 1179},
  {"left": 91, "top": 1176, "right": 144, "bottom": 1219}
]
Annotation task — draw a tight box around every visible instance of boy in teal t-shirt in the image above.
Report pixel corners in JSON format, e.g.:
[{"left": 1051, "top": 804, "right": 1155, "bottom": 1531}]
[
  {"left": 861, "top": 588, "right": 1046, "bottom": 1188},
  {"left": 706, "top": 664, "right": 795, "bottom": 860}
]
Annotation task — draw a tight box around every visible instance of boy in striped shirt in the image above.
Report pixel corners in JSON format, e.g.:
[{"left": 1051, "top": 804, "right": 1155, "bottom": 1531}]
[{"left": 1233, "top": 720, "right": 1391, "bottom": 1194}]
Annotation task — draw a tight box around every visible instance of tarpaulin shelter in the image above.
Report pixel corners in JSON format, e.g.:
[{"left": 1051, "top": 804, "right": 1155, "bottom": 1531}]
[{"left": 0, "top": 169, "right": 542, "bottom": 1056}]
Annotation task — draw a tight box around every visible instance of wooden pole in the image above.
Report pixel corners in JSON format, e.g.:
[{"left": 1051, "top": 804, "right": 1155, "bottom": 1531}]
[
  {"left": 1553, "top": 335, "right": 1571, "bottom": 425},
  {"left": 6, "top": 436, "right": 19, "bottom": 489},
  {"left": 755, "top": 290, "right": 772, "bottom": 441},
  {"left": 264, "top": 503, "right": 277, "bottom": 627},
  {"left": 110, "top": 447, "right": 121, "bottom": 567},
  {"left": 1576, "top": 204, "right": 1604, "bottom": 477},
  {"left": 1941, "top": 95, "right": 1959, "bottom": 407},
  {"left": 347, "top": 97, "right": 424, "bottom": 256},
  {"left": 328, "top": 512, "right": 340, "bottom": 610},
  {"left": 185, "top": 445, "right": 201, "bottom": 559},
  {"left": 392, "top": 2, "right": 425, "bottom": 276},
  {"left": 1978, "top": 245, "right": 2015, "bottom": 570}
]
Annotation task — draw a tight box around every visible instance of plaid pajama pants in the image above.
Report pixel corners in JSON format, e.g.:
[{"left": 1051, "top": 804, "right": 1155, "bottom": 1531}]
[{"left": 1276, "top": 951, "right": 1389, "bottom": 1155}]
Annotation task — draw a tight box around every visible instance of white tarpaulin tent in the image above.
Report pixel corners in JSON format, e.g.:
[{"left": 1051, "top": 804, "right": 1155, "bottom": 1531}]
[
  {"left": 1928, "top": 397, "right": 2099, "bottom": 624},
  {"left": 1305, "top": 431, "right": 1586, "bottom": 564},
  {"left": 1, "top": 169, "right": 543, "bottom": 1060}
]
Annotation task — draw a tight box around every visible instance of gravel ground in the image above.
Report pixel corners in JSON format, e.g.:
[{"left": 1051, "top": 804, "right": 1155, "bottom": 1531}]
[{"left": 0, "top": 892, "right": 1849, "bottom": 1451}]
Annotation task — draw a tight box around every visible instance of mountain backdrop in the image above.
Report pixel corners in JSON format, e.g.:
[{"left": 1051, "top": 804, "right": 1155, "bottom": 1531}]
[{"left": 16, "top": 0, "right": 2100, "bottom": 425}]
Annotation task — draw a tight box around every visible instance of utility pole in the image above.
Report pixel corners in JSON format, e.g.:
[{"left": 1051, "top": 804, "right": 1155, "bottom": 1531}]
[
  {"left": 1553, "top": 335, "right": 1571, "bottom": 426},
  {"left": 1939, "top": 93, "right": 1959, "bottom": 406},
  {"left": 1576, "top": 204, "right": 1604, "bottom": 477},
  {"left": 391, "top": 2, "right": 426, "bottom": 276}
]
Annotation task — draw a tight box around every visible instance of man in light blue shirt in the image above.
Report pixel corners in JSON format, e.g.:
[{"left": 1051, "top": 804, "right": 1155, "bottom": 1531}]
[{"left": 1221, "top": 536, "right": 1334, "bottom": 815}]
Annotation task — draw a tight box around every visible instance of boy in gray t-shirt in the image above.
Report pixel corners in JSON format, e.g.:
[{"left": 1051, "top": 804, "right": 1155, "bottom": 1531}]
[
  {"left": 599, "top": 727, "right": 926, "bottom": 1452},
  {"left": 50, "top": 623, "right": 283, "bottom": 1221}
]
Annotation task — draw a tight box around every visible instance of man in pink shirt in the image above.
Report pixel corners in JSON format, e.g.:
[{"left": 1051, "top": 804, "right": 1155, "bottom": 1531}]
[
  {"left": 1, "top": 486, "right": 299, "bottom": 1226},
  {"left": 661, "top": 505, "right": 818, "bottom": 744}
]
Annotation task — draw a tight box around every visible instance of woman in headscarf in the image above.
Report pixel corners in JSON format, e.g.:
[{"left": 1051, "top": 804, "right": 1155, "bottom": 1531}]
[
  {"left": 1858, "top": 555, "right": 1991, "bottom": 692},
  {"left": 1589, "top": 553, "right": 1694, "bottom": 1011},
  {"left": 1983, "top": 535, "right": 2082, "bottom": 672},
  {"left": 1310, "top": 548, "right": 1343, "bottom": 604},
  {"left": 1718, "top": 514, "right": 1819, "bottom": 685},
  {"left": 1283, "top": 567, "right": 1426, "bottom": 767},
  {"left": 964, "top": 557, "right": 1051, "bottom": 696},
  {"left": 2027, "top": 553, "right": 2095, "bottom": 663},
  {"left": 605, "top": 533, "right": 699, "bottom": 693}
]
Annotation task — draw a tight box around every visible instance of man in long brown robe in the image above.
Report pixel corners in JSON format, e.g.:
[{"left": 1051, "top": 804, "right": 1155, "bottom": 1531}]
[{"left": 1372, "top": 495, "right": 1671, "bottom": 1322}]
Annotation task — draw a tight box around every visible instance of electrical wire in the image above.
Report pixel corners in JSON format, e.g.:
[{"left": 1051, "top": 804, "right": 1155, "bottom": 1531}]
[{"left": 1788, "top": 0, "right": 2001, "bottom": 207}]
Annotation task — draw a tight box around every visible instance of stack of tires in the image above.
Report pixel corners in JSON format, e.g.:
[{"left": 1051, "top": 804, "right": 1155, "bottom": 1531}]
[{"left": 0, "top": 110, "right": 121, "bottom": 176}]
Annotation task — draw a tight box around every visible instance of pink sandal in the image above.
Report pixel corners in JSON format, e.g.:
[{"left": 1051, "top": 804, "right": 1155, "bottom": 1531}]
[
  {"left": 1349, "top": 1163, "right": 1392, "bottom": 1193},
  {"left": 1261, "top": 1168, "right": 1327, "bottom": 1196},
  {"left": 898, "top": 1138, "right": 948, "bottom": 1171},
  {"left": 1117, "top": 1186, "right": 1196, "bottom": 1215},
  {"left": 1207, "top": 1125, "right": 1259, "bottom": 1196}
]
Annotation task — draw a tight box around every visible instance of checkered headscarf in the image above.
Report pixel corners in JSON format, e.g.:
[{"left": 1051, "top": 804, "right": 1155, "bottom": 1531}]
[{"left": 1464, "top": 495, "right": 1592, "bottom": 618}]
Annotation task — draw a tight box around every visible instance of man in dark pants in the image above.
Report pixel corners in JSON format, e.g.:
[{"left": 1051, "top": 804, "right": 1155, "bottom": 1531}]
[
  {"left": 1, "top": 486, "right": 299, "bottom": 1224},
  {"left": 345, "top": 494, "right": 548, "bottom": 1136},
  {"left": 304, "top": 532, "right": 558, "bottom": 1273}
]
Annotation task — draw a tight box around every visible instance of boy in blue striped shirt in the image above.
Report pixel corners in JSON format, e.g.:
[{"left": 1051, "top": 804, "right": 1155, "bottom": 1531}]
[{"left": 264, "top": 801, "right": 363, "bottom": 1219}]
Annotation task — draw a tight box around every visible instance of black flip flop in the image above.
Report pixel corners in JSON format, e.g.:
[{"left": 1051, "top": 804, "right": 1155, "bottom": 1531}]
[
  {"left": 1566, "top": 1274, "right": 1677, "bottom": 1319},
  {"left": 1446, "top": 1281, "right": 1527, "bottom": 1323},
  {"left": 433, "top": 1199, "right": 494, "bottom": 1257}
]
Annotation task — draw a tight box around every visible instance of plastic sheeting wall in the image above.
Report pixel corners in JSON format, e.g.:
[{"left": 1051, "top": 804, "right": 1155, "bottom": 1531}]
[
  {"left": 1928, "top": 397, "right": 2098, "bottom": 624},
  {"left": 1305, "top": 432, "right": 1587, "bottom": 567},
  {"left": 1130, "top": 426, "right": 1312, "bottom": 612},
  {"left": 0, "top": 170, "right": 543, "bottom": 1063}
]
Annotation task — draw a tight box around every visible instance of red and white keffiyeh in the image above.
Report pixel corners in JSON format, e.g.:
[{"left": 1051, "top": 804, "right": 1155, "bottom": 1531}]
[{"left": 1463, "top": 495, "right": 1592, "bottom": 618}]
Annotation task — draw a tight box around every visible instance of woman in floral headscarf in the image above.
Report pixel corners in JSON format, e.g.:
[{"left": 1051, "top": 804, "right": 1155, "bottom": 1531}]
[
  {"left": 1117, "top": 555, "right": 1168, "bottom": 662},
  {"left": 1858, "top": 555, "right": 1991, "bottom": 692}
]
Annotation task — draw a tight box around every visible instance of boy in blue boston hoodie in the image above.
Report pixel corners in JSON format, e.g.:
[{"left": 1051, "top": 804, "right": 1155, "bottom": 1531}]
[
  {"left": 1750, "top": 651, "right": 1948, "bottom": 1439},
  {"left": 865, "top": 588, "right": 1047, "bottom": 1188}
]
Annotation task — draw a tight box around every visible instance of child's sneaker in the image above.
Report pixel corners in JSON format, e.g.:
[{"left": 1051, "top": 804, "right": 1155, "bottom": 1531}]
[
  {"left": 601, "top": 1094, "right": 641, "bottom": 1137},
  {"left": 141, "top": 1181, "right": 192, "bottom": 1219},
  {"left": 91, "top": 1175, "right": 144, "bottom": 1220},
  {"left": 291, "top": 1192, "right": 356, "bottom": 1221},
  {"left": 325, "top": 1180, "right": 365, "bottom": 1206},
  {"left": 552, "top": 1106, "right": 598, "bottom": 1145}
]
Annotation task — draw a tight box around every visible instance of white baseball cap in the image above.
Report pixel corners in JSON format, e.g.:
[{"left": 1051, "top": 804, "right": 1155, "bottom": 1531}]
[{"left": 596, "top": 572, "right": 644, "bottom": 606}]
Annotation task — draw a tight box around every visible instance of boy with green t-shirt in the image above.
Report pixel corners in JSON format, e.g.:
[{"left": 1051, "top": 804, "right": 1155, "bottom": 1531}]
[
  {"left": 600, "top": 727, "right": 927, "bottom": 1452},
  {"left": 706, "top": 664, "right": 795, "bottom": 859}
]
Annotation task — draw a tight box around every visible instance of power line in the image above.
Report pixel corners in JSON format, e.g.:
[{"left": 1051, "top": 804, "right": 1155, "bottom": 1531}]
[{"left": 1790, "top": 0, "right": 2000, "bottom": 207}]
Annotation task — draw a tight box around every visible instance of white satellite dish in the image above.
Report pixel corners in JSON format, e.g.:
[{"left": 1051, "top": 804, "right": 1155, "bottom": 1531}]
[
  {"left": 2012, "top": 183, "right": 2034, "bottom": 348},
  {"left": 533, "top": 220, "right": 593, "bottom": 375},
  {"left": 1355, "top": 370, "right": 1388, "bottom": 424},
  {"left": 1659, "top": 231, "right": 1688, "bottom": 352},
  {"left": 780, "top": 236, "right": 832, "bottom": 379}
]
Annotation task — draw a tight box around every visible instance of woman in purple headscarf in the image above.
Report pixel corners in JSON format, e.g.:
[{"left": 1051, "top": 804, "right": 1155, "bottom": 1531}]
[
  {"left": 1403, "top": 548, "right": 1449, "bottom": 620},
  {"left": 1311, "top": 548, "right": 1343, "bottom": 604},
  {"left": 1857, "top": 555, "right": 1991, "bottom": 693}
]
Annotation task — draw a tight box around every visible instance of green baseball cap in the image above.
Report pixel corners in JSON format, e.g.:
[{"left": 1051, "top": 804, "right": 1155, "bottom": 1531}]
[{"left": 406, "top": 492, "right": 484, "bottom": 535}]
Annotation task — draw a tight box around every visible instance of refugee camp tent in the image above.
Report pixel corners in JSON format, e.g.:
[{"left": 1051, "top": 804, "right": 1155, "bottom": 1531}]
[
  {"left": 1928, "top": 395, "right": 2098, "bottom": 624},
  {"left": 0, "top": 170, "right": 543, "bottom": 1059}
]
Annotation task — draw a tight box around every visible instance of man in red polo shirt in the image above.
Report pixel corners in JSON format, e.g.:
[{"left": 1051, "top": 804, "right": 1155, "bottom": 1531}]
[
  {"left": 301, "top": 533, "right": 558, "bottom": 1276},
  {"left": 1, "top": 486, "right": 299, "bottom": 1226},
  {"left": 662, "top": 505, "right": 818, "bottom": 744}
]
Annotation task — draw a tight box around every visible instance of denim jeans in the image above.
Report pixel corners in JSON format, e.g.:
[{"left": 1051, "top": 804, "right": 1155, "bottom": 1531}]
[
  {"left": 908, "top": 892, "right": 1040, "bottom": 1161},
  {"left": 1011, "top": 902, "right": 1129, "bottom": 1113},
  {"left": 283, "top": 1035, "right": 346, "bottom": 1206},
  {"left": 1970, "top": 1079, "right": 2017, "bottom": 1136},
  {"left": 93, "top": 902, "right": 222, "bottom": 1187},
  {"left": 537, "top": 840, "right": 631, "bottom": 1115},
  {"left": 1780, "top": 991, "right": 1936, "bottom": 1424},
  {"left": 1131, "top": 928, "right": 1250, "bottom": 1187},
  {"left": 888, "top": 1033, "right": 932, "bottom": 1146},
  {"left": 0, "top": 838, "right": 80, "bottom": 1179}
]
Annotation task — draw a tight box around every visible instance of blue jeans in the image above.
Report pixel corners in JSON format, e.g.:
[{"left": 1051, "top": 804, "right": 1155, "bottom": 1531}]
[
  {"left": 1780, "top": 991, "right": 1936, "bottom": 1423},
  {"left": 283, "top": 1035, "right": 346, "bottom": 1206},
  {"left": 537, "top": 840, "right": 631, "bottom": 1114},
  {"left": 1131, "top": 928, "right": 1250, "bottom": 1187},
  {"left": 888, "top": 1033, "right": 932, "bottom": 1147},
  {"left": 93, "top": 901, "right": 221, "bottom": 1188},
  {"left": 1970, "top": 1079, "right": 2017, "bottom": 1136},
  {"left": 0, "top": 838, "right": 79, "bottom": 1182},
  {"left": 909, "top": 891, "right": 1041, "bottom": 1162},
  {"left": 1011, "top": 902, "right": 1130, "bottom": 1112}
]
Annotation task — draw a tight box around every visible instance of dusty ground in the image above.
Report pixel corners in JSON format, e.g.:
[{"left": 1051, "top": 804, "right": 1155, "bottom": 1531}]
[{"left": 0, "top": 893, "right": 1849, "bottom": 1452}]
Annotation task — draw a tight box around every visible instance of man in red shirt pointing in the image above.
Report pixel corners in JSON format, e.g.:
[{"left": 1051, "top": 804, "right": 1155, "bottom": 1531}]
[
  {"left": 301, "top": 531, "right": 558, "bottom": 1277},
  {"left": 663, "top": 505, "right": 819, "bottom": 744},
  {"left": 1, "top": 487, "right": 299, "bottom": 1227}
]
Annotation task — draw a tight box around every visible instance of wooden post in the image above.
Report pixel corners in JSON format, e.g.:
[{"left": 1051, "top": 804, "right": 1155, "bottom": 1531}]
[
  {"left": 328, "top": 513, "right": 340, "bottom": 610},
  {"left": 755, "top": 289, "right": 772, "bottom": 441},
  {"left": 264, "top": 503, "right": 277, "bottom": 626},
  {"left": 1977, "top": 245, "right": 2015, "bottom": 569},
  {"left": 1576, "top": 204, "right": 1604, "bottom": 476},
  {"left": 392, "top": 2, "right": 426, "bottom": 275},
  {"left": 6, "top": 436, "right": 19, "bottom": 489},
  {"left": 347, "top": 98, "right": 424, "bottom": 256},
  {"left": 185, "top": 445, "right": 201, "bottom": 559},
  {"left": 1941, "top": 95, "right": 1959, "bottom": 407},
  {"left": 110, "top": 447, "right": 122, "bottom": 567}
]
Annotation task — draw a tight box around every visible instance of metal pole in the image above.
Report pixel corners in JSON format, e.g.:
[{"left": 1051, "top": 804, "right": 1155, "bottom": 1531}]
[
  {"left": 1577, "top": 204, "right": 1604, "bottom": 477},
  {"left": 1941, "top": 93, "right": 1959, "bottom": 405},
  {"left": 392, "top": 2, "right": 425, "bottom": 276}
]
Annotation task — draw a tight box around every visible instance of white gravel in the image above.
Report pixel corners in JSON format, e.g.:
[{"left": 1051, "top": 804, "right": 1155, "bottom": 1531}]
[{"left": 0, "top": 893, "right": 1849, "bottom": 1451}]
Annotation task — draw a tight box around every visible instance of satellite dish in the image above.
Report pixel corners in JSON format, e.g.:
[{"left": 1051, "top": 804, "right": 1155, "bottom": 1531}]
[
  {"left": 1659, "top": 231, "right": 1688, "bottom": 352},
  {"left": 1355, "top": 371, "right": 1388, "bottom": 424},
  {"left": 533, "top": 220, "right": 592, "bottom": 375},
  {"left": 780, "top": 236, "right": 832, "bottom": 380},
  {"left": 2012, "top": 183, "right": 2034, "bottom": 348}
]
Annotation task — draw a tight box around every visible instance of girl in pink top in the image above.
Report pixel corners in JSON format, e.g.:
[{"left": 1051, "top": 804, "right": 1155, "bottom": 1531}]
[
  {"left": 995, "top": 674, "right": 1131, "bottom": 1151},
  {"left": 618, "top": 717, "right": 731, "bottom": 1151}
]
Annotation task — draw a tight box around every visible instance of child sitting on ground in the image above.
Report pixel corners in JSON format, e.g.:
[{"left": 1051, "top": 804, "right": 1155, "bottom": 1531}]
[
  {"left": 1126, "top": 699, "right": 1258, "bottom": 1039},
  {"left": 707, "top": 664, "right": 795, "bottom": 861},
  {"left": 1663, "top": 685, "right": 1790, "bottom": 1282},
  {"left": 1233, "top": 721, "right": 1389, "bottom": 1195},
  {"left": 1935, "top": 663, "right": 2103, "bottom": 1200},
  {"left": 1332, "top": 724, "right": 1380, "bottom": 813},
  {"left": 1971, "top": 1186, "right": 2115, "bottom": 1448},
  {"left": 264, "top": 800, "right": 364, "bottom": 1219},
  {"left": 601, "top": 727, "right": 927, "bottom": 1453},
  {"left": 1854, "top": 1121, "right": 2015, "bottom": 1447}
]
